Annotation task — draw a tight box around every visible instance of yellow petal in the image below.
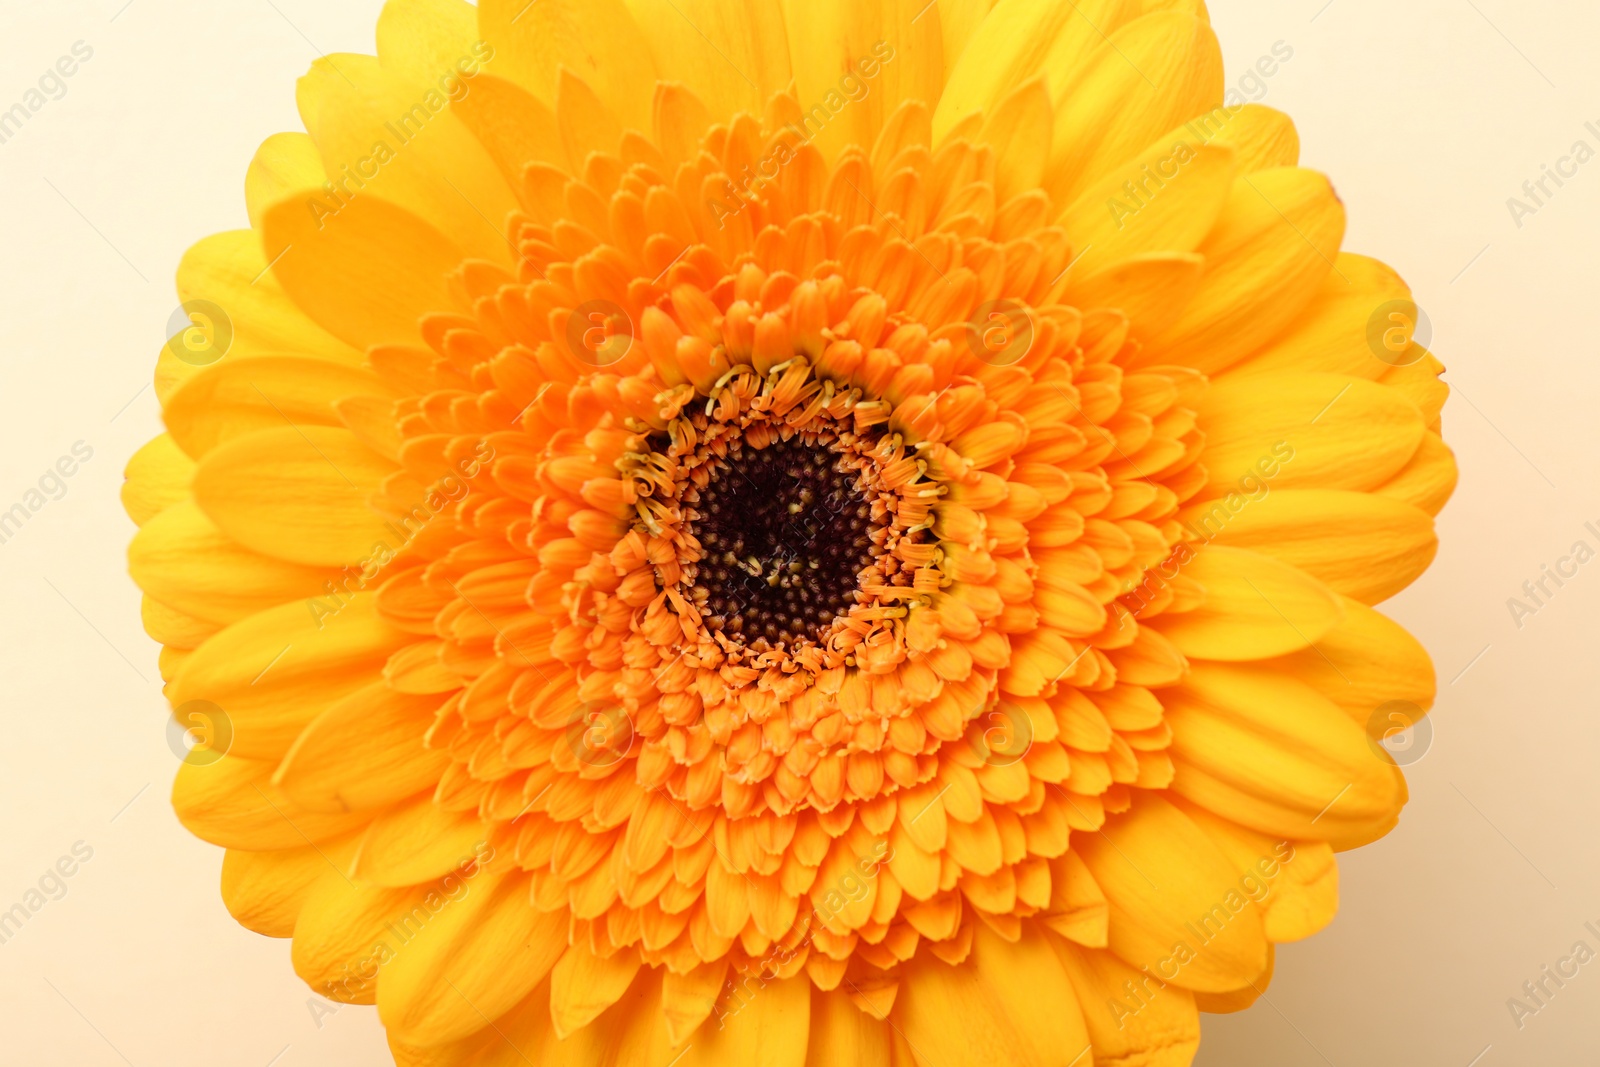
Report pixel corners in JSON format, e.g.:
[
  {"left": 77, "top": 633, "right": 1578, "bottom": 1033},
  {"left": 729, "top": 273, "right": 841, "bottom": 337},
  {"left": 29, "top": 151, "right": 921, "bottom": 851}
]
[
  {"left": 1259, "top": 595, "right": 1436, "bottom": 720},
  {"left": 168, "top": 595, "right": 409, "bottom": 759},
  {"left": 936, "top": 0, "right": 999, "bottom": 76},
  {"left": 159, "top": 645, "right": 192, "bottom": 684},
  {"left": 806, "top": 985, "right": 891, "bottom": 1066},
  {"left": 1190, "top": 945, "right": 1273, "bottom": 1014},
  {"left": 246, "top": 132, "right": 328, "bottom": 233},
  {"left": 1378, "top": 349, "right": 1450, "bottom": 431},
  {"left": 376, "top": 0, "right": 482, "bottom": 91},
  {"left": 129, "top": 500, "right": 333, "bottom": 626},
  {"left": 676, "top": 971, "right": 811, "bottom": 1067},
  {"left": 1135, "top": 0, "right": 1211, "bottom": 16},
  {"left": 193, "top": 425, "right": 396, "bottom": 568},
  {"left": 536, "top": 968, "right": 808, "bottom": 1067},
  {"left": 662, "top": 960, "right": 728, "bottom": 1046},
  {"left": 982, "top": 78, "right": 1052, "bottom": 202},
  {"left": 654, "top": 81, "right": 715, "bottom": 168},
  {"left": 295, "top": 51, "right": 518, "bottom": 263},
  {"left": 455, "top": 983, "right": 557, "bottom": 1067},
  {"left": 1261, "top": 848, "right": 1337, "bottom": 943},
  {"left": 391, "top": 1020, "right": 505, "bottom": 1067},
  {"left": 142, "top": 594, "right": 220, "bottom": 650},
  {"left": 175, "top": 229, "right": 362, "bottom": 361},
  {"left": 336, "top": 394, "right": 407, "bottom": 461},
  {"left": 1224, "top": 253, "right": 1411, "bottom": 380},
  {"left": 1192, "top": 373, "right": 1425, "bottom": 495},
  {"left": 889, "top": 823, "right": 942, "bottom": 901},
  {"left": 479, "top": 0, "right": 658, "bottom": 132},
  {"left": 1190, "top": 806, "right": 1337, "bottom": 947},
  {"left": 1003, "top": 627, "right": 1093, "bottom": 696},
  {"left": 532, "top": 971, "right": 664, "bottom": 1066},
  {"left": 623, "top": 0, "right": 792, "bottom": 119},
  {"left": 122, "top": 434, "right": 194, "bottom": 526},
  {"left": 812, "top": 828, "right": 884, "bottom": 931},
  {"left": 162, "top": 229, "right": 360, "bottom": 403},
  {"left": 261, "top": 194, "right": 470, "bottom": 350},
  {"left": 1068, "top": 252, "right": 1205, "bottom": 340},
  {"left": 550, "top": 942, "right": 642, "bottom": 1037},
  {"left": 172, "top": 754, "right": 367, "bottom": 850},
  {"left": 378, "top": 867, "right": 568, "bottom": 1045},
  {"left": 449, "top": 73, "right": 564, "bottom": 187},
  {"left": 1140, "top": 167, "right": 1346, "bottom": 374},
  {"left": 1175, "top": 802, "right": 1338, "bottom": 943},
  {"left": 275, "top": 682, "right": 450, "bottom": 812},
  {"left": 895, "top": 922, "right": 1091, "bottom": 1066},
  {"left": 554, "top": 67, "right": 624, "bottom": 169},
  {"left": 936, "top": 0, "right": 1136, "bottom": 141},
  {"left": 781, "top": 0, "right": 943, "bottom": 160},
  {"left": 1051, "top": 938, "right": 1201, "bottom": 1065},
  {"left": 1198, "top": 102, "right": 1298, "bottom": 173},
  {"left": 292, "top": 867, "right": 430, "bottom": 1003},
  {"left": 1045, "top": 13, "right": 1224, "bottom": 205},
  {"left": 220, "top": 833, "right": 359, "bottom": 938},
  {"left": 351, "top": 793, "right": 494, "bottom": 886},
  {"left": 1076, "top": 793, "right": 1269, "bottom": 992},
  {"left": 1165, "top": 663, "right": 1406, "bottom": 849},
  {"left": 386, "top": 641, "right": 464, "bottom": 694},
  {"left": 1043, "top": 851, "right": 1109, "bottom": 948},
  {"left": 1179, "top": 488, "right": 1436, "bottom": 605},
  {"left": 164, "top": 355, "right": 397, "bottom": 460},
  {"left": 1059, "top": 136, "right": 1237, "bottom": 277},
  {"left": 708, "top": 854, "right": 755, "bottom": 935},
  {"left": 1373, "top": 432, "right": 1457, "bottom": 516},
  {"left": 1151, "top": 545, "right": 1342, "bottom": 661}
]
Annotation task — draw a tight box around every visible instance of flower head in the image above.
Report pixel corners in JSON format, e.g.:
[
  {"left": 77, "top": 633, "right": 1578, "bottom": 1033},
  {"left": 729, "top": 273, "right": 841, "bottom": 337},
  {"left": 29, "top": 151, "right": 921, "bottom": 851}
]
[{"left": 126, "top": 1, "right": 1455, "bottom": 1063}]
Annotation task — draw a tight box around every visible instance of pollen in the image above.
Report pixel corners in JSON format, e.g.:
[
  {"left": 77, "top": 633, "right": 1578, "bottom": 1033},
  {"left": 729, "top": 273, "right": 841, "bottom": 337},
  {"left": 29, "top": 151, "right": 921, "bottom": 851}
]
[{"left": 686, "top": 433, "right": 879, "bottom": 649}]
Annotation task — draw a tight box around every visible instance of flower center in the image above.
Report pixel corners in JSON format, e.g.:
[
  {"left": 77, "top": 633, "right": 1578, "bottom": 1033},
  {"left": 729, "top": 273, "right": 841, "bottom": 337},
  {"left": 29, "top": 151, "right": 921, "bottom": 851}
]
[
  {"left": 614, "top": 339, "right": 950, "bottom": 696},
  {"left": 688, "top": 434, "right": 877, "bottom": 650}
]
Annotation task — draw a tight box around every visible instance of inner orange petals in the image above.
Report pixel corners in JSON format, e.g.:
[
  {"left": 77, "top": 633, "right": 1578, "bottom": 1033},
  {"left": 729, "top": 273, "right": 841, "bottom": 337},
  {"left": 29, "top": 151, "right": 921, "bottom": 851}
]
[{"left": 364, "top": 93, "right": 1211, "bottom": 985}]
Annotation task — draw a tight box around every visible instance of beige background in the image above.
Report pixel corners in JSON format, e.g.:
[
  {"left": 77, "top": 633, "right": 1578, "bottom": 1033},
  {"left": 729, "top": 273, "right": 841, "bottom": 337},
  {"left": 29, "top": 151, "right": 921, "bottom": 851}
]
[{"left": 0, "top": 0, "right": 1595, "bottom": 1063}]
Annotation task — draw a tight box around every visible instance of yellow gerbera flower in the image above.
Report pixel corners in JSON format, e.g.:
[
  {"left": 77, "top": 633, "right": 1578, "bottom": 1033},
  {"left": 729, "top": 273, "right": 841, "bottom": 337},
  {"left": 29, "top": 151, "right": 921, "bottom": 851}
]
[{"left": 124, "top": 0, "right": 1456, "bottom": 1063}]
